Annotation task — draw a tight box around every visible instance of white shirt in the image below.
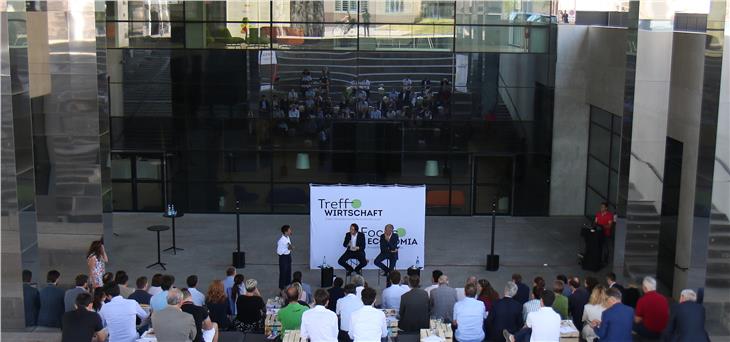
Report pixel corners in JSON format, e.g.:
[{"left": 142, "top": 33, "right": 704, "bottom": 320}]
[
  {"left": 335, "top": 294, "right": 363, "bottom": 332},
  {"left": 277, "top": 235, "right": 291, "bottom": 255},
  {"left": 147, "top": 286, "right": 162, "bottom": 296},
  {"left": 424, "top": 284, "right": 438, "bottom": 296},
  {"left": 356, "top": 286, "right": 364, "bottom": 299},
  {"left": 582, "top": 303, "right": 605, "bottom": 323},
  {"left": 456, "top": 288, "right": 466, "bottom": 302},
  {"left": 382, "top": 284, "right": 409, "bottom": 310},
  {"left": 525, "top": 307, "right": 561, "bottom": 342},
  {"left": 99, "top": 296, "right": 149, "bottom": 342},
  {"left": 348, "top": 305, "right": 387, "bottom": 342},
  {"left": 349, "top": 233, "right": 358, "bottom": 249},
  {"left": 300, "top": 305, "right": 338, "bottom": 342},
  {"left": 453, "top": 297, "right": 486, "bottom": 342}
]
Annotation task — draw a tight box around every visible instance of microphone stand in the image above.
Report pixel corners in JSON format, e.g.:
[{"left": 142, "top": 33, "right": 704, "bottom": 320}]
[
  {"left": 486, "top": 200, "right": 500, "bottom": 271},
  {"left": 232, "top": 200, "right": 245, "bottom": 267}
]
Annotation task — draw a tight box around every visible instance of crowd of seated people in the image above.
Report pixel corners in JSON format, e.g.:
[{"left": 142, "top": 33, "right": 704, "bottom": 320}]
[
  {"left": 25, "top": 250, "right": 711, "bottom": 342},
  {"left": 259, "top": 69, "right": 454, "bottom": 126}
]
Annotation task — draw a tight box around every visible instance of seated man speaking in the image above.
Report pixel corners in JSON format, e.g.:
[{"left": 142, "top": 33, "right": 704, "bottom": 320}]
[
  {"left": 338, "top": 223, "right": 367, "bottom": 276},
  {"left": 374, "top": 224, "right": 399, "bottom": 276}
]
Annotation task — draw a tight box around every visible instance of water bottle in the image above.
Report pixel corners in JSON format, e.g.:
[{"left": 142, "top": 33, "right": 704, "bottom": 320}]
[
  {"left": 172, "top": 204, "right": 177, "bottom": 216},
  {"left": 166, "top": 204, "right": 171, "bottom": 216},
  {"left": 322, "top": 256, "right": 327, "bottom": 267},
  {"left": 415, "top": 256, "right": 421, "bottom": 269}
]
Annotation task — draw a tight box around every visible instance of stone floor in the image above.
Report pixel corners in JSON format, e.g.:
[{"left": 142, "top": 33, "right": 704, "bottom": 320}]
[{"left": 102, "top": 213, "right": 604, "bottom": 299}]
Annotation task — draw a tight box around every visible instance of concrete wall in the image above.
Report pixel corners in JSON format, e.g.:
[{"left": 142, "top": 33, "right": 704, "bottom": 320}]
[
  {"left": 549, "top": 26, "right": 626, "bottom": 215},
  {"left": 550, "top": 25, "right": 589, "bottom": 215},
  {"left": 585, "top": 27, "right": 627, "bottom": 116},
  {"left": 712, "top": 32, "right": 730, "bottom": 218},
  {"left": 665, "top": 32, "right": 706, "bottom": 297},
  {"left": 627, "top": 30, "right": 673, "bottom": 209}
]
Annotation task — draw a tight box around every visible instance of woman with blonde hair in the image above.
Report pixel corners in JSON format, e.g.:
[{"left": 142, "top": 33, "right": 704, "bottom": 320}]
[
  {"left": 206, "top": 280, "right": 232, "bottom": 331},
  {"left": 233, "top": 279, "right": 265, "bottom": 332},
  {"left": 581, "top": 284, "right": 608, "bottom": 341}
]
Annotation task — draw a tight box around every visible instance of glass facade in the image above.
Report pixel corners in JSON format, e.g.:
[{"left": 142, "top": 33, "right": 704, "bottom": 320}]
[
  {"left": 107, "top": 0, "right": 557, "bottom": 215},
  {"left": 585, "top": 106, "right": 621, "bottom": 217}
]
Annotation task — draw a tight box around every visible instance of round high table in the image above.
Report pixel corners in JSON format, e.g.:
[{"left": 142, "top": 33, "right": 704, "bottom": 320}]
[
  {"left": 163, "top": 212, "right": 184, "bottom": 254},
  {"left": 146, "top": 225, "right": 170, "bottom": 270}
]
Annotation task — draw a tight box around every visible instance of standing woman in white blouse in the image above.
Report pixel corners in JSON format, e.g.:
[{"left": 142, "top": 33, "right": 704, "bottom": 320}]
[
  {"left": 581, "top": 285, "right": 608, "bottom": 342},
  {"left": 86, "top": 240, "right": 108, "bottom": 289}
]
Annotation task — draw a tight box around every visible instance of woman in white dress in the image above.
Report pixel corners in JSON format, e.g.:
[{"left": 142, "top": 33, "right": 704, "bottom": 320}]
[{"left": 581, "top": 284, "right": 608, "bottom": 342}]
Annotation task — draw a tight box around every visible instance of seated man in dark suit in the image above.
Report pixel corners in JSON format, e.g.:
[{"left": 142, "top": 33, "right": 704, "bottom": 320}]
[
  {"left": 606, "top": 272, "right": 625, "bottom": 292},
  {"left": 374, "top": 224, "right": 399, "bottom": 276},
  {"left": 38, "top": 270, "right": 65, "bottom": 328},
  {"left": 399, "top": 275, "right": 430, "bottom": 332},
  {"left": 486, "top": 281, "right": 524, "bottom": 342},
  {"left": 326, "top": 277, "right": 345, "bottom": 312},
  {"left": 23, "top": 269, "right": 40, "bottom": 327},
  {"left": 591, "top": 288, "right": 634, "bottom": 342},
  {"left": 662, "top": 289, "right": 710, "bottom": 342},
  {"left": 337, "top": 223, "right": 367, "bottom": 276}
]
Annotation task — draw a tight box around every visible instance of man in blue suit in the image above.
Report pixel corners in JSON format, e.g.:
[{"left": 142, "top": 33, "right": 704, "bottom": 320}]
[
  {"left": 374, "top": 224, "right": 399, "bottom": 276},
  {"left": 486, "top": 281, "right": 524, "bottom": 342},
  {"left": 662, "top": 289, "right": 710, "bottom": 342},
  {"left": 37, "top": 270, "right": 65, "bottom": 328},
  {"left": 592, "top": 288, "right": 634, "bottom": 342}
]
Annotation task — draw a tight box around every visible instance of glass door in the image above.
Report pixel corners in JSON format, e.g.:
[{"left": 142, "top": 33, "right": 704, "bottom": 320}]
[
  {"left": 473, "top": 156, "right": 514, "bottom": 215},
  {"left": 111, "top": 152, "right": 165, "bottom": 211}
]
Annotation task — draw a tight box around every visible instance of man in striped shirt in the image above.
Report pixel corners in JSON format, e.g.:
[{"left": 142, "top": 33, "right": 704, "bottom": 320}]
[{"left": 522, "top": 286, "right": 543, "bottom": 321}]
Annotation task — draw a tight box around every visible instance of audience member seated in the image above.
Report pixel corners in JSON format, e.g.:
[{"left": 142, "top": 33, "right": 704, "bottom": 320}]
[
  {"left": 581, "top": 285, "right": 607, "bottom": 342},
  {"left": 349, "top": 287, "right": 388, "bottom": 342},
  {"left": 301, "top": 289, "right": 338, "bottom": 342},
  {"left": 622, "top": 280, "right": 641, "bottom": 308},
  {"left": 38, "top": 270, "right": 65, "bottom": 328},
  {"left": 606, "top": 272, "right": 624, "bottom": 292},
  {"left": 292, "top": 282, "right": 310, "bottom": 306},
  {"left": 351, "top": 274, "right": 366, "bottom": 298},
  {"left": 187, "top": 275, "right": 206, "bottom": 306},
  {"left": 424, "top": 270, "right": 442, "bottom": 296},
  {"left": 486, "top": 281, "right": 523, "bottom": 342},
  {"left": 23, "top": 269, "right": 40, "bottom": 327},
  {"left": 477, "top": 278, "right": 500, "bottom": 313},
  {"left": 232, "top": 279, "right": 265, "bottom": 332},
  {"left": 181, "top": 288, "right": 218, "bottom": 342},
  {"left": 662, "top": 289, "right": 709, "bottom": 342},
  {"left": 592, "top": 288, "right": 634, "bottom": 342},
  {"left": 551, "top": 280, "right": 569, "bottom": 319},
  {"left": 568, "top": 277, "right": 590, "bottom": 330},
  {"left": 382, "top": 271, "right": 409, "bottom": 310},
  {"left": 115, "top": 272, "right": 134, "bottom": 298},
  {"left": 61, "top": 292, "right": 107, "bottom": 342},
  {"left": 399, "top": 275, "right": 430, "bottom": 332},
  {"left": 634, "top": 276, "right": 669, "bottom": 339},
  {"left": 228, "top": 274, "right": 245, "bottom": 315},
  {"left": 147, "top": 273, "right": 163, "bottom": 296},
  {"left": 512, "top": 274, "right": 530, "bottom": 305},
  {"left": 522, "top": 286, "right": 543, "bottom": 321},
  {"left": 99, "top": 283, "right": 149, "bottom": 342},
  {"left": 504, "top": 290, "right": 560, "bottom": 342},
  {"left": 453, "top": 283, "right": 486, "bottom": 342},
  {"left": 430, "top": 274, "right": 458, "bottom": 322},
  {"left": 150, "top": 274, "right": 175, "bottom": 312},
  {"left": 128, "top": 276, "right": 152, "bottom": 305},
  {"left": 456, "top": 276, "right": 477, "bottom": 301},
  {"left": 92, "top": 287, "right": 108, "bottom": 312},
  {"left": 223, "top": 267, "right": 236, "bottom": 295},
  {"left": 326, "top": 277, "right": 345, "bottom": 312},
  {"left": 293, "top": 271, "right": 312, "bottom": 302},
  {"left": 336, "top": 284, "right": 363, "bottom": 340},
  {"left": 151, "top": 289, "right": 197, "bottom": 342},
  {"left": 278, "top": 286, "right": 309, "bottom": 335},
  {"left": 557, "top": 274, "right": 572, "bottom": 297},
  {"left": 205, "top": 280, "right": 232, "bottom": 331},
  {"left": 64, "top": 274, "right": 89, "bottom": 312}
]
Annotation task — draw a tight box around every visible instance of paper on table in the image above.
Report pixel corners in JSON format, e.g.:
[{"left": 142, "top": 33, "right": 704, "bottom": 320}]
[{"left": 560, "top": 326, "right": 577, "bottom": 334}]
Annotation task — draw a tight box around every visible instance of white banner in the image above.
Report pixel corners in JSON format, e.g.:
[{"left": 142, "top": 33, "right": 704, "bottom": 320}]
[{"left": 309, "top": 184, "right": 425, "bottom": 270}]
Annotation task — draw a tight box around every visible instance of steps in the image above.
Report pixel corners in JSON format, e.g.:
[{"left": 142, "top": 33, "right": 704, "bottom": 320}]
[
  {"left": 707, "top": 209, "right": 730, "bottom": 288},
  {"left": 623, "top": 200, "right": 660, "bottom": 281}
]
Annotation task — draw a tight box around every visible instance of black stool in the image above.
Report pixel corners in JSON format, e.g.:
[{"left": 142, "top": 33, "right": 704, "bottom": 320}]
[{"left": 147, "top": 225, "right": 169, "bottom": 270}]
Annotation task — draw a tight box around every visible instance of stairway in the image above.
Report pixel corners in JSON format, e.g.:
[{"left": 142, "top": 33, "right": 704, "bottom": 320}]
[
  {"left": 623, "top": 199, "right": 660, "bottom": 281},
  {"left": 707, "top": 208, "right": 730, "bottom": 288}
]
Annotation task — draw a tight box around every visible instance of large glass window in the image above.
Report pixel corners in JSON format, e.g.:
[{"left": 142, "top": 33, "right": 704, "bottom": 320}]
[{"left": 585, "top": 106, "right": 622, "bottom": 217}]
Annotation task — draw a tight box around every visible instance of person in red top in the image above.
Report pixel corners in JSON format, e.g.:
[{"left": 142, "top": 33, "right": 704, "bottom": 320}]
[
  {"left": 594, "top": 202, "right": 614, "bottom": 237},
  {"left": 633, "top": 276, "right": 669, "bottom": 338}
]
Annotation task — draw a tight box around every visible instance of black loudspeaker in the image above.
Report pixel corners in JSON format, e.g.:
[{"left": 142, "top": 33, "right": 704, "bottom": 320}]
[
  {"left": 407, "top": 267, "right": 421, "bottom": 278},
  {"left": 486, "top": 254, "right": 500, "bottom": 271},
  {"left": 320, "top": 267, "right": 334, "bottom": 287},
  {"left": 232, "top": 252, "right": 246, "bottom": 268}
]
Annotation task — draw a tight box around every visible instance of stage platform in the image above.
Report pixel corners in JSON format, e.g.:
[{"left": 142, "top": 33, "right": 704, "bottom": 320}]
[{"left": 97, "top": 213, "right": 609, "bottom": 298}]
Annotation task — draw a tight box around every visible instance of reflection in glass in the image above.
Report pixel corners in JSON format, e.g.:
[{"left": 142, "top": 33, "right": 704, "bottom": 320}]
[
  {"left": 112, "top": 182, "right": 133, "bottom": 210},
  {"left": 136, "top": 157, "right": 162, "bottom": 180},
  {"left": 137, "top": 183, "right": 164, "bottom": 210},
  {"left": 112, "top": 155, "right": 132, "bottom": 179}
]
